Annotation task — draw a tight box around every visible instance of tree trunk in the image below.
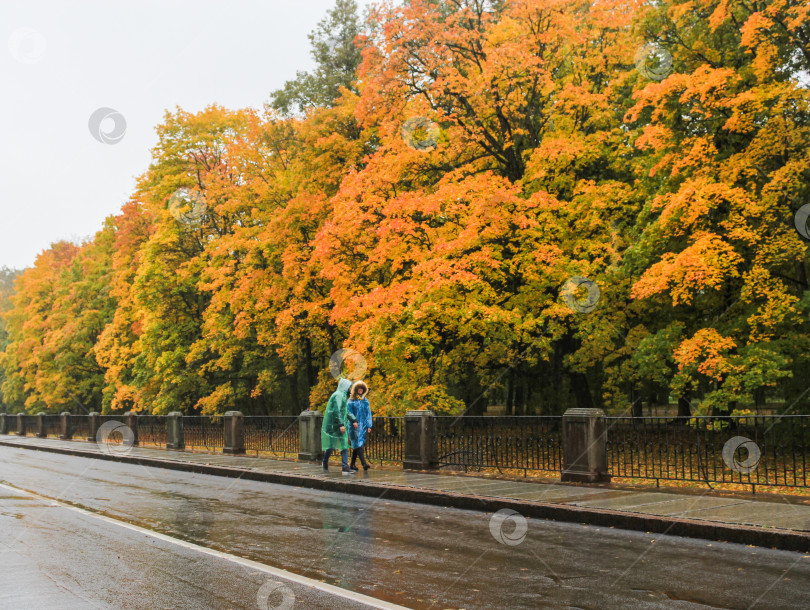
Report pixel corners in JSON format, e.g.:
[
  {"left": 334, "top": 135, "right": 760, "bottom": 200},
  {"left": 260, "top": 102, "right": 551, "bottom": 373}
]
[
  {"left": 506, "top": 370, "right": 515, "bottom": 415},
  {"left": 515, "top": 382, "right": 524, "bottom": 416},
  {"left": 290, "top": 371, "right": 300, "bottom": 412},
  {"left": 570, "top": 372, "right": 594, "bottom": 410},
  {"left": 304, "top": 339, "right": 315, "bottom": 407},
  {"left": 631, "top": 388, "right": 642, "bottom": 418},
  {"left": 560, "top": 332, "right": 594, "bottom": 410},
  {"left": 677, "top": 393, "right": 691, "bottom": 417},
  {"left": 796, "top": 261, "right": 807, "bottom": 293}
]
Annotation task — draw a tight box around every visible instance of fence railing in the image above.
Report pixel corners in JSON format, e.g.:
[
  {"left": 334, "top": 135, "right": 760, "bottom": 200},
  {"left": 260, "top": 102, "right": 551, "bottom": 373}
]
[
  {"left": 365, "top": 416, "right": 405, "bottom": 465},
  {"left": 244, "top": 416, "right": 299, "bottom": 456},
  {"left": 2, "top": 411, "right": 810, "bottom": 490},
  {"left": 71, "top": 415, "right": 90, "bottom": 440},
  {"left": 22, "top": 415, "right": 37, "bottom": 436},
  {"left": 138, "top": 415, "right": 168, "bottom": 447},
  {"left": 183, "top": 416, "right": 223, "bottom": 450},
  {"left": 434, "top": 416, "right": 563, "bottom": 474},
  {"left": 605, "top": 415, "right": 810, "bottom": 489},
  {"left": 42, "top": 414, "right": 61, "bottom": 438}
]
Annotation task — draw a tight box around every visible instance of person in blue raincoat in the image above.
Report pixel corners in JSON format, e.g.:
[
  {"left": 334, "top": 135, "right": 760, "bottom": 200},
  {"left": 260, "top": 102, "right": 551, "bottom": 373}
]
[
  {"left": 321, "top": 378, "right": 358, "bottom": 474},
  {"left": 348, "top": 380, "right": 373, "bottom": 471}
]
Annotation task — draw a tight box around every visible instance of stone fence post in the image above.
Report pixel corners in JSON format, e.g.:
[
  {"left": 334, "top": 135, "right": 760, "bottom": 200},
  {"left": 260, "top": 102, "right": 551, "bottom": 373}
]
[
  {"left": 36, "top": 412, "right": 47, "bottom": 438},
  {"left": 298, "top": 410, "right": 323, "bottom": 461},
  {"left": 123, "top": 411, "right": 139, "bottom": 446},
  {"left": 223, "top": 411, "right": 245, "bottom": 455},
  {"left": 166, "top": 412, "right": 185, "bottom": 450},
  {"left": 17, "top": 413, "right": 26, "bottom": 436},
  {"left": 0, "top": 413, "right": 7, "bottom": 435},
  {"left": 403, "top": 410, "right": 438, "bottom": 470},
  {"left": 87, "top": 412, "right": 100, "bottom": 442},
  {"left": 60, "top": 412, "right": 73, "bottom": 440},
  {"left": 561, "top": 408, "right": 611, "bottom": 483}
]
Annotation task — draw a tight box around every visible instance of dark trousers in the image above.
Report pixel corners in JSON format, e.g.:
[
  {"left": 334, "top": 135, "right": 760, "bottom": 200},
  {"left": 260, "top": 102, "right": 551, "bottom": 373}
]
[
  {"left": 350, "top": 446, "right": 369, "bottom": 468},
  {"left": 323, "top": 448, "right": 349, "bottom": 470}
]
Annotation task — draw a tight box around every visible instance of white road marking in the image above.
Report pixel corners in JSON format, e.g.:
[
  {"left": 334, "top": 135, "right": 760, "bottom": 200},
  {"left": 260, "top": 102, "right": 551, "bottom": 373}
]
[{"left": 0, "top": 482, "right": 409, "bottom": 610}]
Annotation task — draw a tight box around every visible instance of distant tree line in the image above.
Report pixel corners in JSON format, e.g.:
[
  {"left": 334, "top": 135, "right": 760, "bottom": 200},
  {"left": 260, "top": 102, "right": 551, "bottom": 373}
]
[{"left": 1, "top": 0, "right": 808, "bottom": 417}]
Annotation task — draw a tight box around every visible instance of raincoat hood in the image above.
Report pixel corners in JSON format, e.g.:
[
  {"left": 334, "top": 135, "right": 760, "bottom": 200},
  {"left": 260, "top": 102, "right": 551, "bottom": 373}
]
[
  {"left": 350, "top": 380, "right": 368, "bottom": 400},
  {"left": 337, "top": 378, "right": 353, "bottom": 395}
]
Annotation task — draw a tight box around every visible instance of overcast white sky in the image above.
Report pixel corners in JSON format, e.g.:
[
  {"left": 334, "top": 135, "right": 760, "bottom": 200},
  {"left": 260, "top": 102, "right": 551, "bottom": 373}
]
[{"left": 1, "top": 0, "right": 372, "bottom": 270}]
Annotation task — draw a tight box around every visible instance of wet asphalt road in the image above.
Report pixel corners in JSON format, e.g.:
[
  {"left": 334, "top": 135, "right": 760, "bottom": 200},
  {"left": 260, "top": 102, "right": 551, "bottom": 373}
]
[
  {"left": 1, "top": 446, "right": 809, "bottom": 609},
  {"left": 0, "top": 484, "right": 377, "bottom": 609}
]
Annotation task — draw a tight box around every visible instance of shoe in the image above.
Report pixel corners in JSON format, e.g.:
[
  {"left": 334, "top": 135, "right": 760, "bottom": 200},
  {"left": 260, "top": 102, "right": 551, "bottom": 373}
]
[
  {"left": 322, "top": 461, "right": 328, "bottom": 472},
  {"left": 349, "top": 467, "right": 359, "bottom": 473},
  {"left": 363, "top": 464, "right": 371, "bottom": 471},
  {"left": 342, "top": 468, "right": 355, "bottom": 475}
]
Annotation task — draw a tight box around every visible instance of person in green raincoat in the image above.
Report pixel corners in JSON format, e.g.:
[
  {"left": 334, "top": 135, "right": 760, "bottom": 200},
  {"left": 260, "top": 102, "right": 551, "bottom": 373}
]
[{"left": 321, "top": 378, "right": 358, "bottom": 474}]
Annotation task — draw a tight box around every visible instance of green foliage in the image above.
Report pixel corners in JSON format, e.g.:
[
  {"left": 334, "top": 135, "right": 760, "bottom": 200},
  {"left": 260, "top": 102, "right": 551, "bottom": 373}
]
[
  {"left": 0, "top": 267, "right": 21, "bottom": 411},
  {"left": 269, "top": 0, "right": 363, "bottom": 115}
]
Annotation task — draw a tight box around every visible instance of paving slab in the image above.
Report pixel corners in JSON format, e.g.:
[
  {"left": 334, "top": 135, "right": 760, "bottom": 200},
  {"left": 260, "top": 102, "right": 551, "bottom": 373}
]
[
  {"left": 626, "top": 496, "right": 748, "bottom": 518},
  {"left": 472, "top": 481, "right": 552, "bottom": 497},
  {"left": 503, "top": 485, "right": 618, "bottom": 503},
  {"left": 768, "top": 514, "right": 810, "bottom": 532},
  {"left": 402, "top": 477, "right": 516, "bottom": 494},
  {"left": 572, "top": 492, "right": 689, "bottom": 510},
  {"left": 680, "top": 501, "right": 810, "bottom": 528}
]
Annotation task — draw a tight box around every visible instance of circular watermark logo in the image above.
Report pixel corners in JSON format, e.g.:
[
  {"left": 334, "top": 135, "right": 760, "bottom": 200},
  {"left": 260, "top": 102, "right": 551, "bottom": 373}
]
[
  {"left": 96, "top": 420, "right": 135, "bottom": 456},
  {"left": 722, "top": 436, "right": 761, "bottom": 474},
  {"left": 634, "top": 43, "right": 672, "bottom": 81},
  {"left": 8, "top": 27, "right": 46, "bottom": 64},
  {"left": 561, "top": 276, "right": 600, "bottom": 313},
  {"left": 489, "top": 508, "right": 528, "bottom": 546},
  {"left": 88, "top": 107, "right": 127, "bottom": 144},
  {"left": 256, "top": 581, "right": 295, "bottom": 610},
  {"left": 328, "top": 348, "right": 367, "bottom": 381},
  {"left": 793, "top": 204, "right": 810, "bottom": 240},
  {"left": 168, "top": 188, "right": 207, "bottom": 225},
  {"left": 401, "top": 116, "right": 440, "bottom": 152}
]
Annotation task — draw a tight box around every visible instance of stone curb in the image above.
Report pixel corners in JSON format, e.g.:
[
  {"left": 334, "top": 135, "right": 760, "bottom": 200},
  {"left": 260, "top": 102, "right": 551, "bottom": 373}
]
[{"left": 2, "top": 438, "right": 809, "bottom": 553}]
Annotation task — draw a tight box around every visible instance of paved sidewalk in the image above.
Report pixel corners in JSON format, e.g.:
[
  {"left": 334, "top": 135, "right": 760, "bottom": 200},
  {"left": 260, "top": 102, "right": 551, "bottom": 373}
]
[{"left": 2, "top": 435, "right": 810, "bottom": 551}]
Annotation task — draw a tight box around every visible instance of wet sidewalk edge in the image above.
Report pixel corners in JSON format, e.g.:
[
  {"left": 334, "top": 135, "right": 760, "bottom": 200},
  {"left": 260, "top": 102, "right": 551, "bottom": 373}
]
[{"left": 2, "top": 438, "right": 808, "bottom": 553}]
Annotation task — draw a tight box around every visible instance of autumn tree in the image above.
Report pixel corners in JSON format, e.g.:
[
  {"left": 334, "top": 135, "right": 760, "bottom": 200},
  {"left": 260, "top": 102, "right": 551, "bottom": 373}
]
[
  {"left": 0, "top": 267, "right": 21, "bottom": 411},
  {"left": 624, "top": 0, "right": 810, "bottom": 415},
  {"left": 316, "top": 0, "right": 643, "bottom": 413},
  {"left": 0, "top": 232, "right": 115, "bottom": 414},
  {"left": 270, "top": 0, "right": 364, "bottom": 115},
  {"left": 94, "top": 200, "right": 154, "bottom": 412}
]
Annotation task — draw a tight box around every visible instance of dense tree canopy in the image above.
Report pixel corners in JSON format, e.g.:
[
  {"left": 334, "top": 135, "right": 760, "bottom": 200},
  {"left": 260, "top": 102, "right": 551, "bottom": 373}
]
[
  {"left": 270, "top": 0, "right": 365, "bottom": 115},
  {"left": 2, "top": 0, "right": 808, "bottom": 417}
]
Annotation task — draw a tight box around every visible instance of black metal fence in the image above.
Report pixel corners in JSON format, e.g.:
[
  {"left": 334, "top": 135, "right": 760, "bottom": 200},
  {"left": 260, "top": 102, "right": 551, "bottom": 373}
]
[
  {"left": 3, "top": 411, "right": 810, "bottom": 490},
  {"left": 71, "top": 415, "right": 90, "bottom": 440},
  {"left": 605, "top": 415, "right": 810, "bottom": 489},
  {"left": 434, "top": 416, "right": 563, "bottom": 474},
  {"left": 95, "top": 415, "right": 132, "bottom": 447},
  {"left": 244, "top": 416, "right": 299, "bottom": 456},
  {"left": 365, "top": 416, "right": 405, "bottom": 465},
  {"left": 184, "top": 416, "right": 223, "bottom": 450},
  {"left": 139, "top": 415, "right": 168, "bottom": 447},
  {"left": 42, "top": 414, "right": 61, "bottom": 438},
  {"left": 21, "top": 415, "right": 37, "bottom": 436}
]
